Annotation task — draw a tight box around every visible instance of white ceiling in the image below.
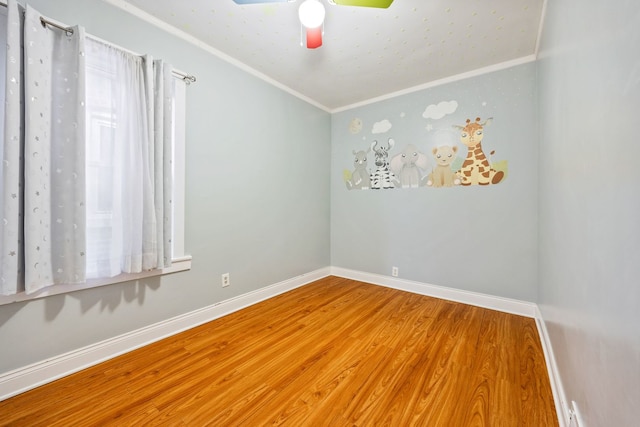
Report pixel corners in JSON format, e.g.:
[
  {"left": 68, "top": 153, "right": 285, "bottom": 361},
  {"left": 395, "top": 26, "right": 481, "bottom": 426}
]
[{"left": 119, "top": 0, "right": 545, "bottom": 111}]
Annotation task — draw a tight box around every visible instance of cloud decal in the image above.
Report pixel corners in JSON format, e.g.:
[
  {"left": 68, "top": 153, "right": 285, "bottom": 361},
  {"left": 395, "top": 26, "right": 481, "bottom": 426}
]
[
  {"left": 422, "top": 100, "right": 459, "bottom": 120},
  {"left": 372, "top": 119, "right": 392, "bottom": 134}
]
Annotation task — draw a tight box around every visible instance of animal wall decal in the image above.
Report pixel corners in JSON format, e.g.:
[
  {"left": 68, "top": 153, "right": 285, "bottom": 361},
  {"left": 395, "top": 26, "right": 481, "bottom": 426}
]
[
  {"left": 345, "top": 148, "right": 371, "bottom": 190},
  {"left": 390, "top": 144, "right": 429, "bottom": 188},
  {"left": 370, "top": 139, "right": 398, "bottom": 190},
  {"left": 342, "top": 113, "right": 507, "bottom": 192},
  {"left": 426, "top": 145, "right": 461, "bottom": 187},
  {"left": 453, "top": 117, "right": 505, "bottom": 186}
]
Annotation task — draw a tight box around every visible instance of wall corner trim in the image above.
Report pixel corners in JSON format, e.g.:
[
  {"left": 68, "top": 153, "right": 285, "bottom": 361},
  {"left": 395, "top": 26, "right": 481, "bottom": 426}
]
[
  {"left": 330, "top": 55, "right": 536, "bottom": 113},
  {"left": 331, "top": 266, "right": 537, "bottom": 318},
  {"left": 0, "top": 267, "right": 331, "bottom": 402},
  {"left": 534, "top": 305, "right": 570, "bottom": 427}
]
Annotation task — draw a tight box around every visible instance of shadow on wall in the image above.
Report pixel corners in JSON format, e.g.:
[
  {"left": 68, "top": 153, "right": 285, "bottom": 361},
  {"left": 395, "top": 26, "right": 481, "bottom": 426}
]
[
  {"left": 0, "top": 301, "right": 25, "bottom": 328},
  {"left": 0, "top": 277, "right": 162, "bottom": 326},
  {"left": 71, "top": 277, "right": 162, "bottom": 315}
]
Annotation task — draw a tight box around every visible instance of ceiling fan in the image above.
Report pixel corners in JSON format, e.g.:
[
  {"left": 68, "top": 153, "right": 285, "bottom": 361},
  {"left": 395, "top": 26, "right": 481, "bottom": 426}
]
[{"left": 232, "top": 0, "right": 394, "bottom": 49}]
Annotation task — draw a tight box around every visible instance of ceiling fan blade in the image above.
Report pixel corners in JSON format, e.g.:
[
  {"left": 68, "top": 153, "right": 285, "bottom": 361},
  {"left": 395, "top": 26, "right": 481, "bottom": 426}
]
[
  {"left": 232, "top": 0, "right": 294, "bottom": 4},
  {"left": 330, "top": 0, "right": 393, "bottom": 8}
]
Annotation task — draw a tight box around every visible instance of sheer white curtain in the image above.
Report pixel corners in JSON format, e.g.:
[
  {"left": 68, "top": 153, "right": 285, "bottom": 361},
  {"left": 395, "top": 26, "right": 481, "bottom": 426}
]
[
  {"left": 0, "top": 1, "right": 174, "bottom": 296},
  {"left": 84, "top": 40, "right": 173, "bottom": 279}
]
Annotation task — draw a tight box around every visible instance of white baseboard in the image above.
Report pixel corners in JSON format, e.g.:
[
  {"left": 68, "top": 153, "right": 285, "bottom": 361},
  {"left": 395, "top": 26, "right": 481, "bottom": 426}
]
[
  {"left": 534, "top": 306, "right": 569, "bottom": 427},
  {"left": 0, "top": 267, "right": 331, "bottom": 402},
  {"left": 331, "top": 267, "right": 537, "bottom": 318}
]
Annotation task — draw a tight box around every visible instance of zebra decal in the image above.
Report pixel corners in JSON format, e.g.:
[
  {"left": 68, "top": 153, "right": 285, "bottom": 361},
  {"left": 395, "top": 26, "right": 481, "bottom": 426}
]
[{"left": 370, "top": 138, "right": 398, "bottom": 190}]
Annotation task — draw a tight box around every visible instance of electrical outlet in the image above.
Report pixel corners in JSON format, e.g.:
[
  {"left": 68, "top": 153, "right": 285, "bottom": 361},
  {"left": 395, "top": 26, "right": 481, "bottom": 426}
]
[
  {"left": 221, "top": 273, "right": 230, "bottom": 287},
  {"left": 392, "top": 266, "right": 399, "bottom": 277}
]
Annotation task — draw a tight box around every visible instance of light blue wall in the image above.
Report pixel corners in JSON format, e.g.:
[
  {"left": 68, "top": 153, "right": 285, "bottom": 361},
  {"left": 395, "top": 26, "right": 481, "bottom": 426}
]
[
  {"left": 331, "top": 63, "right": 538, "bottom": 301},
  {"left": 0, "top": 0, "right": 331, "bottom": 373},
  {"left": 537, "top": 0, "right": 640, "bottom": 425}
]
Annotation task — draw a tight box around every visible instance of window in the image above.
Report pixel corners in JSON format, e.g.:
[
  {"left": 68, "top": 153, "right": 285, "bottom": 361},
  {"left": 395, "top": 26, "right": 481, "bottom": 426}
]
[{"left": 0, "top": 5, "right": 191, "bottom": 304}]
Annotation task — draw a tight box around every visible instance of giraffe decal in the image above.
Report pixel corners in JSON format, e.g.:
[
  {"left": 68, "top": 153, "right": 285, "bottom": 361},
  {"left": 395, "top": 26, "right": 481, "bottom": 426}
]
[{"left": 453, "top": 117, "right": 504, "bottom": 186}]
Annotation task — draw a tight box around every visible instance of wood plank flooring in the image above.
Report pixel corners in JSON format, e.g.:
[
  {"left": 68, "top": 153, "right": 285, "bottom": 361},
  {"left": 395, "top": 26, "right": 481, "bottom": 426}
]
[{"left": 0, "top": 277, "right": 558, "bottom": 426}]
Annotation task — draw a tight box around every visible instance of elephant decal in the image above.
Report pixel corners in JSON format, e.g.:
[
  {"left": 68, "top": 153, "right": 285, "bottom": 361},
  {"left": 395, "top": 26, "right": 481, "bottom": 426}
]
[{"left": 390, "top": 144, "right": 429, "bottom": 188}]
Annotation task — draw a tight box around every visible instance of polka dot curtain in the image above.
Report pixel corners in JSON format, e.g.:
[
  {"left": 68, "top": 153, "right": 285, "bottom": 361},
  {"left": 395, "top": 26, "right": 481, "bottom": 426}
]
[{"left": 1, "top": 0, "right": 86, "bottom": 295}]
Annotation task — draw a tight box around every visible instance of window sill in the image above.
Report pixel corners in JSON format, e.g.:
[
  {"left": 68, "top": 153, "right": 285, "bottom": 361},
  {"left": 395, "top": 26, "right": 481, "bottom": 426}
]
[{"left": 0, "top": 256, "right": 192, "bottom": 306}]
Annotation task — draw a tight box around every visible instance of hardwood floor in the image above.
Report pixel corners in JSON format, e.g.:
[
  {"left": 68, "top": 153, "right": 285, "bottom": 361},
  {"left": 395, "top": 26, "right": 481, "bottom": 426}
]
[{"left": 0, "top": 277, "right": 558, "bottom": 426}]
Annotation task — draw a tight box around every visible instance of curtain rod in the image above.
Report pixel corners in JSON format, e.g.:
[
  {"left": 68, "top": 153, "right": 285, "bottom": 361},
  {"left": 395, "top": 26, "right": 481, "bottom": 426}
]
[
  {"left": 0, "top": 1, "right": 197, "bottom": 84},
  {"left": 40, "top": 16, "right": 74, "bottom": 36},
  {"left": 172, "top": 71, "right": 197, "bottom": 84}
]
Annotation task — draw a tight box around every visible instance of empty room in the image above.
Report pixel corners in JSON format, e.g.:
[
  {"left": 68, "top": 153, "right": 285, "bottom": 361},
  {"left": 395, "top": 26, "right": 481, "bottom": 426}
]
[{"left": 0, "top": 0, "right": 638, "bottom": 425}]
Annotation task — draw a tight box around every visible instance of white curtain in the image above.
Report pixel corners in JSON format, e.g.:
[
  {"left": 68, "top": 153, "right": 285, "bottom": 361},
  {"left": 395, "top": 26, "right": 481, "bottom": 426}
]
[
  {"left": 150, "top": 59, "right": 174, "bottom": 269},
  {"left": 1, "top": 1, "right": 86, "bottom": 295},
  {"left": 84, "top": 40, "right": 173, "bottom": 279},
  {"left": 0, "top": 0, "right": 24, "bottom": 296},
  {"left": 0, "top": 2, "right": 174, "bottom": 296},
  {"left": 23, "top": 5, "right": 87, "bottom": 294}
]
